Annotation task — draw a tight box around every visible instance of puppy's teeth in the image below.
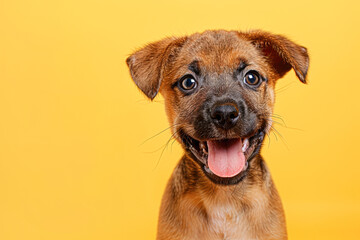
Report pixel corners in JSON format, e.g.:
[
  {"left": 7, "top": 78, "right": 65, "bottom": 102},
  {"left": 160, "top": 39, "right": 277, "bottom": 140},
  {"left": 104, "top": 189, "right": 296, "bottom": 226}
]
[
  {"left": 244, "top": 161, "right": 249, "bottom": 170},
  {"left": 203, "top": 147, "right": 208, "bottom": 154},
  {"left": 204, "top": 166, "right": 212, "bottom": 173},
  {"left": 199, "top": 142, "right": 207, "bottom": 154},
  {"left": 242, "top": 138, "right": 249, "bottom": 152}
]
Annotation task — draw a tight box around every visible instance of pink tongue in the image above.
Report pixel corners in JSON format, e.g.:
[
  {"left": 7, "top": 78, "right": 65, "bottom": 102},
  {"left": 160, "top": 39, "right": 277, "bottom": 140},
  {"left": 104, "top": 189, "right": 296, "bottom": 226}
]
[{"left": 207, "top": 139, "right": 245, "bottom": 178}]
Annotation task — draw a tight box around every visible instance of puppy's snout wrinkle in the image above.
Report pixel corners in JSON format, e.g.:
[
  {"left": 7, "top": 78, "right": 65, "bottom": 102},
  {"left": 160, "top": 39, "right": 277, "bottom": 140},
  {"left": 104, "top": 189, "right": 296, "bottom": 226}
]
[{"left": 210, "top": 102, "right": 239, "bottom": 130}]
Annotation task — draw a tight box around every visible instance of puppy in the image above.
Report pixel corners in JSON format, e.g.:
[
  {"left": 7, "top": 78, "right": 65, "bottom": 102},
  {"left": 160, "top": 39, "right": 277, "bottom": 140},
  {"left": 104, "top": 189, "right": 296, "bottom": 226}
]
[{"left": 126, "top": 30, "right": 309, "bottom": 240}]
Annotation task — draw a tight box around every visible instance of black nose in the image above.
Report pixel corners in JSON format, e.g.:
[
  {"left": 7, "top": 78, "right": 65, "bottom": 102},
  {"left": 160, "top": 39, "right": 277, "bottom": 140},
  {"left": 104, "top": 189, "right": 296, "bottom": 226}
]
[{"left": 210, "top": 103, "right": 239, "bottom": 130}]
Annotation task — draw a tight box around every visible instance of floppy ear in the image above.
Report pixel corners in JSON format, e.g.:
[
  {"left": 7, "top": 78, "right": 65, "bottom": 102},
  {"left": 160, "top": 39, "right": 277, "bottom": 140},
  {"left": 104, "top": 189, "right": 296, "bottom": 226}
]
[
  {"left": 245, "top": 30, "right": 309, "bottom": 83},
  {"left": 126, "top": 37, "right": 187, "bottom": 100}
]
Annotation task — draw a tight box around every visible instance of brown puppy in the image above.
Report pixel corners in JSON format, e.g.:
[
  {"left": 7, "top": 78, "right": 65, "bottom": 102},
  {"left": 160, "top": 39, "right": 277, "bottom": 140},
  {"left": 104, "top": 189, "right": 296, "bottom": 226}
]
[{"left": 126, "top": 30, "right": 309, "bottom": 240}]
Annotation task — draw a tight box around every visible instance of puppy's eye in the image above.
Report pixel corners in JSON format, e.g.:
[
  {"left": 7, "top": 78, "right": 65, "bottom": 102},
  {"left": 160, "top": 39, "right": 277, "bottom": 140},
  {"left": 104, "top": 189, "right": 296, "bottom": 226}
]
[
  {"left": 244, "top": 71, "right": 261, "bottom": 86},
  {"left": 180, "top": 75, "right": 197, "bottom": 90}
]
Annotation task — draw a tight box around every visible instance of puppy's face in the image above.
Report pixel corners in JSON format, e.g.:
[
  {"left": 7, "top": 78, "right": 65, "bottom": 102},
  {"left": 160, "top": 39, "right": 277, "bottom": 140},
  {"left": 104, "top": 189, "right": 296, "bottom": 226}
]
[{"left": 127, "top": 30, "right": 309, "bottom": 185}]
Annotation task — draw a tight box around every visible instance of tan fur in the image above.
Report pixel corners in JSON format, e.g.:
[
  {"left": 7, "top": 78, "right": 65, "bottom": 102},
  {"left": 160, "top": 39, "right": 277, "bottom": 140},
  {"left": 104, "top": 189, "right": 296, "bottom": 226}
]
[
  {"left": 157, "top": 156, "right": 286, "bottom": 240},
  {"left": 126, "top": 30, "right": 309, "bottom": 240}
]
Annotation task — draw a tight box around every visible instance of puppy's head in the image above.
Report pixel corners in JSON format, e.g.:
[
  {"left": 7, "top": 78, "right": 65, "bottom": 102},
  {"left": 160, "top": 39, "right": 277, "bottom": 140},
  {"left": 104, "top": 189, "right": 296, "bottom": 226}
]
[{"left": 127, "top": 30, "right": 309, "bottom": 185}]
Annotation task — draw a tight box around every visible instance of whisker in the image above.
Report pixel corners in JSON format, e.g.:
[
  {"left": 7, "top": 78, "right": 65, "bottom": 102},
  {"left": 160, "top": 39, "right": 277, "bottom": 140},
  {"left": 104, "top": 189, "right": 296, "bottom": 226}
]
[
  {"left": 141, "top": 143, "right": 172, "bottom": 154},
  {"left": 272, "top": 113, "right": 284, "bottom": 118},
  {"left": 275, "top": 82, "right": 295, "bottom": 94},
  {"left": 170, "top": 137, "right": 179, "bottom": 151},
  {"left": 271, "top": 130, "right": 278, "bottom": 141},
  {"left": 139, "top": 123, "right": 180, "bottom": 146},
  {"left": 266, "top": 131, "right": 272, "bottom": 148},
  {"left": 271, "top": 118, "right": 286, "bottom": 127},
  {"left": 271, "top": 115, "right": 287, "bottom": 127},
  {"left": 270, "top": 126, "right": 289, "bottom": 150},
  {"left": 272, "top": 120, "right": 286, "bottom": 127},
  {"left": 153, "top": 129, "right": 181, "bottom": 171},
  {"left": 271, "top": 115, "right": 304, "bottom": 132}
]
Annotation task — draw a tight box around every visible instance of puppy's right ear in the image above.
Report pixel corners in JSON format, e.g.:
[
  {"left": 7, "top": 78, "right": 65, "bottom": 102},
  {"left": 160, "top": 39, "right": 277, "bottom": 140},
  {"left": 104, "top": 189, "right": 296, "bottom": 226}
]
[{"left": 126, "top": 37, "right": 187, "bottom": 100}]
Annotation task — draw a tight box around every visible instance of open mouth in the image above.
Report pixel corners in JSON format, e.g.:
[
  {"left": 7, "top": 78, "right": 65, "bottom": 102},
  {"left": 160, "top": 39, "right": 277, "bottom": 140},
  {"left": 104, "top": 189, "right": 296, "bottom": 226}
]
[{"left": 180, "top": 130, "right": 265, "bottom": 185}]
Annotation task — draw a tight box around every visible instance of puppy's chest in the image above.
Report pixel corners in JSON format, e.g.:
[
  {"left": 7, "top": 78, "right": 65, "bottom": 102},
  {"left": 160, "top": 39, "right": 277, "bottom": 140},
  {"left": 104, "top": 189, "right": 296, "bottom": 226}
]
[{"left": 206, "top": 204, "right": 249, "bottom": 240}]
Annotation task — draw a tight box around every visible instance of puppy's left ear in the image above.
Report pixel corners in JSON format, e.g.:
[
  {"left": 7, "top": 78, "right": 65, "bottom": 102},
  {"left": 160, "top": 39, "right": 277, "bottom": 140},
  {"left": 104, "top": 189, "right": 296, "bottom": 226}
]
[
  {"left": 245, "top": 30, "right": 309, "bottom": 83},
  {"left": 126, "top": 36, "right": 187, "bottom": 100}
]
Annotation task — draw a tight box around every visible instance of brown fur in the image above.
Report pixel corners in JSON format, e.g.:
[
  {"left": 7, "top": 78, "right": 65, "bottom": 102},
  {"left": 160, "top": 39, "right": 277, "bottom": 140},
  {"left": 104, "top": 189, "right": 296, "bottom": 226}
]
[{"left": 126, "top": 30, "right": 309, "bottom": 240}]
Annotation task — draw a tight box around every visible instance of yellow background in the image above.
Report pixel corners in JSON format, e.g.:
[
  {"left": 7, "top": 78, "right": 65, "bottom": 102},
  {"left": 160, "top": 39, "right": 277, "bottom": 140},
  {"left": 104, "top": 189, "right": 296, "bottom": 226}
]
[{"left": 1, "top": 0, "right": 360, "bottom": 239}]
